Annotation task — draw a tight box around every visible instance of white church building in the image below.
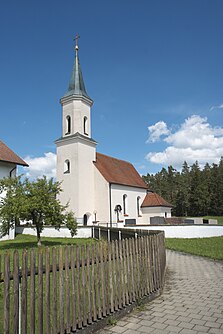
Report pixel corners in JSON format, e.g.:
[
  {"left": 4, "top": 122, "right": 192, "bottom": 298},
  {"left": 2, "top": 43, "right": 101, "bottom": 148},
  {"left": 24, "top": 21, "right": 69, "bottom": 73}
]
[{"left": 55, "top": 41, "right": 172, "bottom": 226}]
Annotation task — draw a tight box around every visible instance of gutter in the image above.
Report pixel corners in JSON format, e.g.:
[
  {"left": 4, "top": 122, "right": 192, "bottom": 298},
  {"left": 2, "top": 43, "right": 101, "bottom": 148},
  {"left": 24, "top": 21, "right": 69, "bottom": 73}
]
[{"left": 9, "top": 166, "right": 16, "bottom": 178}]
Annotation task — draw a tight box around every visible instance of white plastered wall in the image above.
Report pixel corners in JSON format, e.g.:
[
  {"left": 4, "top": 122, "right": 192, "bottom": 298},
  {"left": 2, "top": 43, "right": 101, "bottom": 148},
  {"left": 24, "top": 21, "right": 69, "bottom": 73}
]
[
  {"left": 56, "top": 137, "right": 96, "bottom": 223},
  {"left": 62, "top": 99, "right": 91, "bottom": 138},
  {"left": 110, "top": 184, "right": 147, "bottom": 226},
  {"left": 0, "top": 161, "right": 16, "bottom": 179},
  {"left": 94, "top": 167, "right": 110, "bottom": 224},
  {"left": 141, "top": 206, "right": 172, "bottom": 224}
]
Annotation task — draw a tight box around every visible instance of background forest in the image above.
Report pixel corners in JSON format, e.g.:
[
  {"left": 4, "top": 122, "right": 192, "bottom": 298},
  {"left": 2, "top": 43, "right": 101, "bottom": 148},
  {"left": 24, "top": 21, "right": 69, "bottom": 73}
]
[{"left": 142, "top": 158, "right": 223, "bottom": 217}]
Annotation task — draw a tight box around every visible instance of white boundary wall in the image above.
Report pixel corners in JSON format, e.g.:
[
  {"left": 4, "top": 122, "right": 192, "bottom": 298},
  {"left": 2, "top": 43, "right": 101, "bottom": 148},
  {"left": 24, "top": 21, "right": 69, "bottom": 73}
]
[
  {"left": 2, "top": 225, "right": 223, "bottom": 241},
  {"left": 16, "top": 226, "right": 92, "bottom": 239},
  {"left": 0, "top": 227, "right": 15, "bottom": 241},
  {"left": 126, "top": 225, "right": 223, "bottom": 238}
]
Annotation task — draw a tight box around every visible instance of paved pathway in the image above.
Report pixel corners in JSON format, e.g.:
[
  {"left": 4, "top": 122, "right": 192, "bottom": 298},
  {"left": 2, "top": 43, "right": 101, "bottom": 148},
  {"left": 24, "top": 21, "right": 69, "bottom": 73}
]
[{"left": 98, "top": 250, "right": 223, "bottom": 334}]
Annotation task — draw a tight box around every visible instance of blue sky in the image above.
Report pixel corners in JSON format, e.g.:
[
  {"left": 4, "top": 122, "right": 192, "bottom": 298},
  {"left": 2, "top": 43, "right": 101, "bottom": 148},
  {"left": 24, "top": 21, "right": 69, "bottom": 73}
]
[{"left": 0, "top": 0, "right": 223, "bottom": 178}]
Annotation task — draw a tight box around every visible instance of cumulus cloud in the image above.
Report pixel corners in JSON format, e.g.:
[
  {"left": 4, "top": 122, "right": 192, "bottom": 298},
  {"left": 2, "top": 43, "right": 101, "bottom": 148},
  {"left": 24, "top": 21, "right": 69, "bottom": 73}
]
[
  {"left": 209, "top": 104, "right": 223, "bottom": 111},
  {"left": 146, "top": 115, "right": 223, "bottom": 168},
  {"left": 147, "top": 121, "right": 170, "bottom": 143},
  {"left": 23, "top": 152, "right": 56, "bottom": 179}
]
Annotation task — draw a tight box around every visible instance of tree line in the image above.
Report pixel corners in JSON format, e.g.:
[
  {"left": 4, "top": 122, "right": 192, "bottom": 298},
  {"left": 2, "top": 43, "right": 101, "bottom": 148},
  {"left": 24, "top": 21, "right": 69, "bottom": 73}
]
[{"left": 142, "top": 158, "right": 223, "bottom": 217}]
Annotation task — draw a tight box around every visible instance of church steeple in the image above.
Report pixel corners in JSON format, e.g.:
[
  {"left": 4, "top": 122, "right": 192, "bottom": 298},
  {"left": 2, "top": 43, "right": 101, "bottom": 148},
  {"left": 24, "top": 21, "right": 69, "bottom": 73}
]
[
  {"left": 59, "top": 37, "right": 94, "bottom": 138},
  {"left": 63, "top": 35, "right": 91, "bottom": 100},
  {"left": 56, "top": 37, "right": 96, "bottom": 220}
]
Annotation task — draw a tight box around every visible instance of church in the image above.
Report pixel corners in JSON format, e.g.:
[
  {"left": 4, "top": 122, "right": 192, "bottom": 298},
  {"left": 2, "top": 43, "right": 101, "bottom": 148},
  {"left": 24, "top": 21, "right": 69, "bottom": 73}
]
[{"left": 55, "top": 39, "right": 172, "bottom": 226}]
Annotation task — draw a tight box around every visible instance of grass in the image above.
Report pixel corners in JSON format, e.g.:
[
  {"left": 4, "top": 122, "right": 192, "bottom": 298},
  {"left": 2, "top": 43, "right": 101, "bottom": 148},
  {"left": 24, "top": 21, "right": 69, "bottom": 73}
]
[
  {"left": 0, "top": 233, "right": 96, "bottom": 253},
  {"left": 0, "top": 234, "right": 98, "bottom": 274},
  {"left": 165, "top": 236, "right": 223, "bottom": 261}
]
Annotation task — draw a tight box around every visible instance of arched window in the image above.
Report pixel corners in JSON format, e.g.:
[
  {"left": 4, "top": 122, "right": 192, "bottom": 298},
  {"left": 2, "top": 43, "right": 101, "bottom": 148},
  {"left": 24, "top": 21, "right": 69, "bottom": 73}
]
[
  {"left": 83, "top": 116, "right": 88, "bottom": 135},
  {"left": 64, "top": 159, "right": 70, "bottom": 174},
  {"left": 66, "top": 116, "right": 71, "bottom": 134},
  {"left": 137, "top": 196, "right": 141, "bottom": 216},
  {"left": 123, "top": 194, "right": 127, "bottom": 215}
]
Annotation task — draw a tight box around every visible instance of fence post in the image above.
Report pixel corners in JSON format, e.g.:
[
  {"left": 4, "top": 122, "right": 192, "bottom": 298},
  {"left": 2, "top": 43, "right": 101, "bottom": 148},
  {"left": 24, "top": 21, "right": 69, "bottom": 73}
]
[
  {"left": 4, "top": 253, "right": 10, "bottom": 334},
  {"left": 108, "top": 229, "right": 110, "bottom": 242},
  {"left": 99, "top": 227, "right": 101, "bottom": 240},
  {"left": 21, "top": 250, "right": 28, "bottom": 334},
  {"left": 119, "top": 230, "right": 122, "bottom": 240}
]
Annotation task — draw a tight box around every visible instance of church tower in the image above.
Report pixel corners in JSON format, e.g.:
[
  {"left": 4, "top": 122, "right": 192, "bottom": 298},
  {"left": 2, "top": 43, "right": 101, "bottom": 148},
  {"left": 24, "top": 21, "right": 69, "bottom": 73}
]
[{"left": 55, "top": 37, "right": 97, "bottom": 224}]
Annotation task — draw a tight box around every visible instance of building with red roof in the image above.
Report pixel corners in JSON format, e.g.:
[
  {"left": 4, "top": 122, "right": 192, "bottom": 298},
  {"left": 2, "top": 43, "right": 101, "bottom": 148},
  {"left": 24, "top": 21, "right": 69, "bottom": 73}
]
[
  {"left": 55, "top": 41, "right": 171, "bottom": 226},
  {"left": 0, "top": 140, "right": 28, "bottom": 179}
]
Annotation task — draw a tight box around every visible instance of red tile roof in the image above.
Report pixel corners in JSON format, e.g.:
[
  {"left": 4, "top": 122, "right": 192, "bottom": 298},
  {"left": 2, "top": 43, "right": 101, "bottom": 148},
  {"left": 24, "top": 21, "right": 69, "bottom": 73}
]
[
  {"left": 0, "top": 141, "right": 28, "bottom": 167},
  {"left": 94, "top": 152, "right": 148, "bottom": 189},
  {"left": 141, "top": 192, "right": 172, "bottom": 208}
]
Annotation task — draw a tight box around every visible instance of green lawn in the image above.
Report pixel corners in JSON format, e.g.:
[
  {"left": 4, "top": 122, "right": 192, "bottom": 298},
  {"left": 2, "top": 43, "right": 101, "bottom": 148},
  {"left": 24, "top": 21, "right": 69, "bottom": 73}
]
[
  {"left": 165, "top": 236, "right": 223, "bottom": 260},
  {"left": 0, "top": 234, "right": 96, "bottom": 253},
  {"left": 0, "top": 234, "right": 97, "bottom": 272}
]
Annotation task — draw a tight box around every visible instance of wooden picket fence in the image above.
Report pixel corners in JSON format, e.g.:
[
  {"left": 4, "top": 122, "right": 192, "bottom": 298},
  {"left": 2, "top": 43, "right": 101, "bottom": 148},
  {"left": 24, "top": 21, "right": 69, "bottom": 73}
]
[{"left": 2, "top": 230, "right": 166, "bottom": 334}]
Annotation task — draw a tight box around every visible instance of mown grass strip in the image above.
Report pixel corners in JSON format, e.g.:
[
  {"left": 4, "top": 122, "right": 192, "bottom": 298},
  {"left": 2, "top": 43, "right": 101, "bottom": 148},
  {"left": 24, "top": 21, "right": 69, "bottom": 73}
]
[{"left": 165, "top": 236, "right": 223, "bottom": 260}]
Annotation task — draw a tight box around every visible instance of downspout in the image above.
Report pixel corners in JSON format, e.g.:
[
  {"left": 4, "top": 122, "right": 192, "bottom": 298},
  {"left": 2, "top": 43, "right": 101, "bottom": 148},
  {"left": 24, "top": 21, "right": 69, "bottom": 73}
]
[
  {"left": 109, "top": 183, "right": 112, "bottom": 227},
  {"left": 9, "top": 166, "right": 17, "bottom": 178}
]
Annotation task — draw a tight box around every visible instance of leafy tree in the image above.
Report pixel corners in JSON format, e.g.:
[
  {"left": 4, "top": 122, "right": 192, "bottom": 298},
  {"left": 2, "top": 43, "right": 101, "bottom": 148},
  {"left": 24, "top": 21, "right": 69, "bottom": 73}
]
[{"left": 0, "top": 176, "right": 77, "bottom": 245}]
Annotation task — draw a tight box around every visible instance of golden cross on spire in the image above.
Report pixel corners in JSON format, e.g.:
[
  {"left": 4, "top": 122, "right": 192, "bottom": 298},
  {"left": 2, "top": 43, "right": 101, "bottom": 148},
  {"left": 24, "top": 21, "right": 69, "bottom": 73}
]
[{"left": 74, "top": 34, "right": 80, "bottom": 51}]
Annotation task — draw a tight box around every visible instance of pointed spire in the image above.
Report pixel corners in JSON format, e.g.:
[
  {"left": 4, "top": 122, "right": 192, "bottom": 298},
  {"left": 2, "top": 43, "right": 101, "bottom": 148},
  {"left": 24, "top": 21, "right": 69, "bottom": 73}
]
[{"left": 63, "top": 35, "right": 91, "bottom": 100}]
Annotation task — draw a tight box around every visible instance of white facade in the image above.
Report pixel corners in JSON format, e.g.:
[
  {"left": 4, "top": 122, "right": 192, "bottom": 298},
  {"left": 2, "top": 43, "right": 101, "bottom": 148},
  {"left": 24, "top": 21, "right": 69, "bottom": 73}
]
[
  {"left": 110, "top": 184, "right": 146, "bottom": 225},
  {"left": 141, "top": 206, "right": 172, "bottom": 224},
  {"left": 56, "top": 134, "right": 96, "bottom": 221},
  {"left": 0, "top": 161, "right": 16, "bottom": 179},
  {"left": 62, "top": 96, "right": 92, "bottom": 138},
  {"left": 94, "top": 166, "right": 110, "bottom": 224},
  {"left": 56, "top": 71, "right": 97, "bottom": 225}
]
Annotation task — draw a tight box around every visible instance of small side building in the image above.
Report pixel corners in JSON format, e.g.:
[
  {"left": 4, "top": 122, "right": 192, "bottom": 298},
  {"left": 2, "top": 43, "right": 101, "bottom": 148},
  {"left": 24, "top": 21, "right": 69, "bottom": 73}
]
[
  {"left": 0, "top": 140, "right": 28, "bottom": 240},
  {"left": 141, "top": 192, "right": 173, "bottom": 224},
  {"left": 0, "top": 140, "right": 28, "bottom": 179}
]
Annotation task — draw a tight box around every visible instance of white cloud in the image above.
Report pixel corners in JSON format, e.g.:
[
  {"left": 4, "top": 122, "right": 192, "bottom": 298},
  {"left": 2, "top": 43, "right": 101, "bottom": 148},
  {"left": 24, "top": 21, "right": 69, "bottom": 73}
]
[
  {"left": 209, "top": 104, "right": 223, "bottom": 111},
  {"left": 146, "top": 115, "right": 223, "bottom": 168},
  {"left": 22, "top": 152, "right": 56, "bottom": 179},
  {"left": 147, "top": 121, "right": 170, "bottom": 143}
]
